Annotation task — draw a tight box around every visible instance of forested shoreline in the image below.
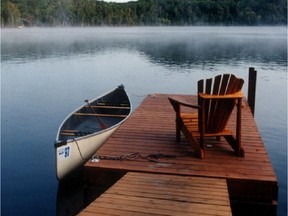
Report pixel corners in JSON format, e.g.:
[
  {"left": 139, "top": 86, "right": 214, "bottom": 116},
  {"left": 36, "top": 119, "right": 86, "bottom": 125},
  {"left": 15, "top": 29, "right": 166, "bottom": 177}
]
[{"left": 1, "top": 0, "right": 287, "bottom": 27}]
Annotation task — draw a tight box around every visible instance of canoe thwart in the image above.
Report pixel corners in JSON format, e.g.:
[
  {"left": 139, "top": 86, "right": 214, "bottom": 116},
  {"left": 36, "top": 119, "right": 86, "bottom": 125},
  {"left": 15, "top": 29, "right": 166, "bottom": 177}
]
[
  {"left": 73, "top": 112, "right": 128, "bottom": 118},
  {"left": 85, "top": 105, "right": 130, "bottom": 110},
  {"left": 61, "top": 130, "right": 93, "bottom": 136}
]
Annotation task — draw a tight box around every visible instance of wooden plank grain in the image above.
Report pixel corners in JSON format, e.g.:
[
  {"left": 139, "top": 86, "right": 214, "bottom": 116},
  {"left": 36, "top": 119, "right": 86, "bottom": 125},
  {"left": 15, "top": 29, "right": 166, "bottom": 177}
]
[
  {"left": 80, "top": 172, "right": 232, "bottom": 216},
  {"left": 83, "top": 93, "right": 278, "bottom": 215}
]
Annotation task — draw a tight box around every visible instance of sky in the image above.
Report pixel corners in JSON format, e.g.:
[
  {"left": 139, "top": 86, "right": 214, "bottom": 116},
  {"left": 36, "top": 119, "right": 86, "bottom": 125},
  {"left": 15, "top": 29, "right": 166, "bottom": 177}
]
[{"left": 103, "top": 0, "right": 137, "bottom": 2}]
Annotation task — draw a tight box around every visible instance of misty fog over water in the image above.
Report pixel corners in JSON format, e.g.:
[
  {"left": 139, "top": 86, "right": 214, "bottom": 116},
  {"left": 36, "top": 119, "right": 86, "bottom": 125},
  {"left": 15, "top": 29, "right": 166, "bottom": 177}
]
[
  {"left": 1, "top": 26, "right": 287, "bottom": 216},
  {"left": 2, "top": 27, "right": 286, "bottom": 66}
]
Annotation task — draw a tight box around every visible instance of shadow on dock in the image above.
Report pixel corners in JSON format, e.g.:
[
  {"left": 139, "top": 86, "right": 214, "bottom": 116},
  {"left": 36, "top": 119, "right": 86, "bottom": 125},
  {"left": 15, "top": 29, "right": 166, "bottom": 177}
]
[{"left": 56, "top": 168, "right": 124, "bottom": 216}]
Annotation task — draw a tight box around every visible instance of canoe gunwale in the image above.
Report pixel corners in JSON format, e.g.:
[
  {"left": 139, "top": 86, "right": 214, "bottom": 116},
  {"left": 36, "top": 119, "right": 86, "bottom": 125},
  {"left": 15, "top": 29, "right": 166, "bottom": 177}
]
[
  {"left": 55, "top": 114, "right": 130, "bottom": 148},
  {"left": 55, "top": 85, "right": 132, "bottom": 180},
  {"left": 55, "top": 85, "right": 132, "bottom": 147}
]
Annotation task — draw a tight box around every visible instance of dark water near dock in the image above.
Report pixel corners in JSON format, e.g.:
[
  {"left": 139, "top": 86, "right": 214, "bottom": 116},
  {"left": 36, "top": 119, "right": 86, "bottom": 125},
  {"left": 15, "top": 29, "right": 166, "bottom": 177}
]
[{"left": 1, "top": 27, "right": 287, "bottom": 215}]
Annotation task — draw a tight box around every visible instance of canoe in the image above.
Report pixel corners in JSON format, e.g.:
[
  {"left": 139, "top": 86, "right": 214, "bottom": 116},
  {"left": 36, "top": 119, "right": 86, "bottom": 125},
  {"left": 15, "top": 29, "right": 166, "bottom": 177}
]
[{"left": 55, "top": 85, "right": 131, "bottom": 180}]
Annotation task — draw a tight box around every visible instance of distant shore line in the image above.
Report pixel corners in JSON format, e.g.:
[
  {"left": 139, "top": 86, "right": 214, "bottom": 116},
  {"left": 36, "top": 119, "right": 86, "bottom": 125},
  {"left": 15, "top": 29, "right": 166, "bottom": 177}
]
[
  {"left": 2, "top": 0, "right": 286, "bottom": 27},
  {"left": 2, "top": 24, "right": 287, "bottom": 29}
]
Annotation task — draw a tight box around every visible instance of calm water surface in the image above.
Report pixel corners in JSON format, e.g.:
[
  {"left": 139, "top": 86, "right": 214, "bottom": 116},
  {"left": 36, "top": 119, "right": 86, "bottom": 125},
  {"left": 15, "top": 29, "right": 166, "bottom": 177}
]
[{"left": 1, "top": 27, "right": 287, "bottom": 215}]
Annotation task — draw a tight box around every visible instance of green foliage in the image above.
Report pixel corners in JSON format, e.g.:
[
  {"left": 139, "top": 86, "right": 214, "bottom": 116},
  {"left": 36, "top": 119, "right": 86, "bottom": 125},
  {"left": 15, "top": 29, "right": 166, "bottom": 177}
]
[
  {"left": 1, "top": 1, "right": 21, "bottom": 26},
  {"left": 1, "top": 0, "right": 287, "bottom": 27}
]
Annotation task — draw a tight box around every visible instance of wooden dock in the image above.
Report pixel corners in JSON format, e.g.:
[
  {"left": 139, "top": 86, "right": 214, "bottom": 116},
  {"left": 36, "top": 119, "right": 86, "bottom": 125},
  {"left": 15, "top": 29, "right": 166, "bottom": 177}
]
[
  {"left": 80, "top": 172, "right": 232, "bottom": 216},
  {"left": 83, "top": 94, "right": 278, "bottom": 216}
]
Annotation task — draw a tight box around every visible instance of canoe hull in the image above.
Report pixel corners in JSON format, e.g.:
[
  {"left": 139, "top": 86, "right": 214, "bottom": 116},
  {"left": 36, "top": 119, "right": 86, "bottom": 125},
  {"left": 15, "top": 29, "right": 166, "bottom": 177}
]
[
  {"left": 55, "top": 85, "right": 131, "bottom": 180},
  {"left": 56, "top": 127, "right": 118, "bottom": 180}
]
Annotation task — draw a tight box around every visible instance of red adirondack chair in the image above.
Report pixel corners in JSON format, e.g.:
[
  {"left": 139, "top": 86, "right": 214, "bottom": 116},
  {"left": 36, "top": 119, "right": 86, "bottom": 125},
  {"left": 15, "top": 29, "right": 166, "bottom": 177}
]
[{"left": 169, "top": 74, "right": 245, "bottom": 158}]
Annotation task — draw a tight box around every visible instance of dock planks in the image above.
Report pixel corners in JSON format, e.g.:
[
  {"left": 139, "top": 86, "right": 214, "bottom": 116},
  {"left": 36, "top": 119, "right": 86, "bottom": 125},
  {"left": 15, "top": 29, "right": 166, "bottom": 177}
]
[
  {"left": 84, "top": 94, "right": 278, "bottom": 215},
  {"left": 80, "top": 172, "right": 232, "bottom": 216}
]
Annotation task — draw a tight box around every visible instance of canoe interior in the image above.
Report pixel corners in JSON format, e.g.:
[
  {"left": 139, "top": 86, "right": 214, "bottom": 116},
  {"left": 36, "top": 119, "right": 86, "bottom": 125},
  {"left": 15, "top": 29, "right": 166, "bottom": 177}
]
[{"left": 58, "top": 86, "right": 130, "bottom": 141}]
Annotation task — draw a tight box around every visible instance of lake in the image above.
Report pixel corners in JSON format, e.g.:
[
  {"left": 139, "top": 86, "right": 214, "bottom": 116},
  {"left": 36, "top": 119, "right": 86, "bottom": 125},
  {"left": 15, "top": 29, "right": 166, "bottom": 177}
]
[{"left": 1, "top": 26, "right": 287, "bottom": 216}]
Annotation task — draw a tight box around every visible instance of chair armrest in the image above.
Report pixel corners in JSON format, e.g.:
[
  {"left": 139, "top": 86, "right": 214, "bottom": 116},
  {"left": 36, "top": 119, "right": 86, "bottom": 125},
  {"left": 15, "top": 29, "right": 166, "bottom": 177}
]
[
  {"left": 198, "top": 91, "right": 244, "bottom": 99},
  {"left": 168, "top": 97, "right": 200, "bottom": 110}
]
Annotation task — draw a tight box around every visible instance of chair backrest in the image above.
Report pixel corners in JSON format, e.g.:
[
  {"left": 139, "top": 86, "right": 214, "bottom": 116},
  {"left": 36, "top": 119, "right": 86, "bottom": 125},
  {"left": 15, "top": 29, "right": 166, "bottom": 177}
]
[{"left": 197, "top": 74, "right": 244, "bottom": 133}]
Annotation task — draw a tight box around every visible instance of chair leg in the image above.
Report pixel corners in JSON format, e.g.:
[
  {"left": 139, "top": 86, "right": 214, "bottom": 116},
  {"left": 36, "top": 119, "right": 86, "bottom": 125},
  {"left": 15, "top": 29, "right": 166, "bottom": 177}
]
[
  {"left": 239, "top": 147, "right": 245, "bottom": 157},
  {"left": 176, "top": 124, "right": 181, "bottom": 143},
  {"left": 224, "top": 135, "right": 244, "bottom": 157},
  {"left": 183, "top": 129, "right": 205, "bottom": 159},
  {"left": 195, "top": 138, "right": 205, "bottom": 159}
]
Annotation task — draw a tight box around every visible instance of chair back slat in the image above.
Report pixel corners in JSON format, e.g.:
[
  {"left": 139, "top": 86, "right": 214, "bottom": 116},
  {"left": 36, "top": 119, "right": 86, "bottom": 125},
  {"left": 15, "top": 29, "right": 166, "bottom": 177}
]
[
  {"left": 198, "top": 79, "right": 204, "bottom": 94},
  {"left": 215, "top": 75, "right": 236, "bottom": 132},
  {"left": 198, "top": 74, "right": 244, "bottom": 133},
  {"left": 218, "top": 76, "right": 244, "bottom": 131},
  {"left": 226, "top": 74, "right": 237, "bottom": 94},
  {"left": 212, "top": 75, "right": 222, "bottom": 94},
  {"left": 205, "top": 78, "right": 213, "bottom": 94},
  {"left": 204, "top": 78, "right": 213, "bottom": 127},
  {"left": 219, "top": 74, "right": 230, "bottom": 95},
  {"left": 206, "top": 75, "right": 220, "bottom": 129},
  {"left": 208, "top": 74, "right": 230, "bottom": 132}
]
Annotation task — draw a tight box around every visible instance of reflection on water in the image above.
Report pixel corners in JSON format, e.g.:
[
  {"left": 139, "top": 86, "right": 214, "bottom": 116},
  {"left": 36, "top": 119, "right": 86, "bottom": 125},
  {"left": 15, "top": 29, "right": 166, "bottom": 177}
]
[
  {"left": 2, "top": 27, "right": 287, "bottom": 68},
  {"left": 1, "top": 27, "right": 287, "bottom": 216},
  {"left": 56, "top": 170, "right": 85, "bottom": 216}
]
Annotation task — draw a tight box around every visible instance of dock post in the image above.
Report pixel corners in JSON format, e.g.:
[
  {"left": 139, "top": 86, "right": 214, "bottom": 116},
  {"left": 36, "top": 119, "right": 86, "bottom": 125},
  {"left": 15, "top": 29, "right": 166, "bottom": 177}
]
[{"left": 248, "top": 67, "right": 257, "bottom": 116}]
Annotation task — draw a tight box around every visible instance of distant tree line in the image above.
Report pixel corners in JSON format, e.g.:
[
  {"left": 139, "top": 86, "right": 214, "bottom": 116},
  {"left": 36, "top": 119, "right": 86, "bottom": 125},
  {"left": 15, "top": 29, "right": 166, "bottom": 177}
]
[{"left": 1, "top": 0, "right": 287, "bottom": 27}]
